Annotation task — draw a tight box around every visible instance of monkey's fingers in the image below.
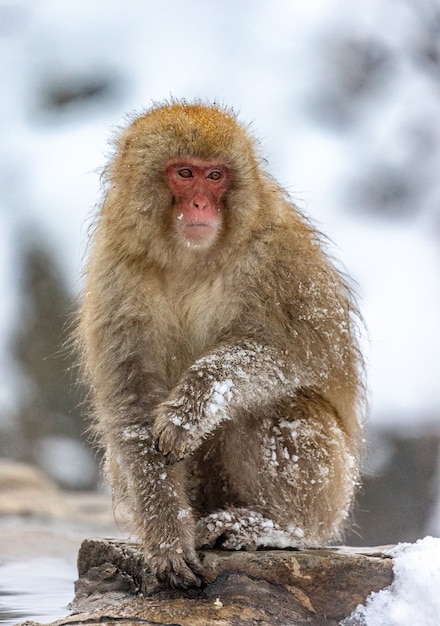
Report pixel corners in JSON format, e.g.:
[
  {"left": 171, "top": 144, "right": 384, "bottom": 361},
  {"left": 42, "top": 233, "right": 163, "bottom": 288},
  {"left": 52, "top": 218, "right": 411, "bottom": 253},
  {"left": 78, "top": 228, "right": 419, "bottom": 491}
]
[{"left": 152, "top": 419, "right": 189, "bottom": 464}]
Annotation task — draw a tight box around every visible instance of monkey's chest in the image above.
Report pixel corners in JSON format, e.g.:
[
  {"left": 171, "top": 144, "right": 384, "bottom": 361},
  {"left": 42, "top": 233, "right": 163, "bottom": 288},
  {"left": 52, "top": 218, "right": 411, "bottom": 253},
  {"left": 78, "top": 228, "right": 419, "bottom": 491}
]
[
  {"left": 153, "top": 278, "right": 235, "bottom": 367},
  {"left": 175, "top": 291, "right": 227, "bottom": 351}
]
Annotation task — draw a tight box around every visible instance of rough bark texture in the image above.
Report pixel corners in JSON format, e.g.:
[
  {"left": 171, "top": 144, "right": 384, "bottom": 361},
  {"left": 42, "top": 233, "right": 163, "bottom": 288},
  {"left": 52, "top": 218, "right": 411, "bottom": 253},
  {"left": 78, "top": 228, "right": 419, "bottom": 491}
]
[{"left": 30, "top": 538, "right": 394, "bottom": 626}]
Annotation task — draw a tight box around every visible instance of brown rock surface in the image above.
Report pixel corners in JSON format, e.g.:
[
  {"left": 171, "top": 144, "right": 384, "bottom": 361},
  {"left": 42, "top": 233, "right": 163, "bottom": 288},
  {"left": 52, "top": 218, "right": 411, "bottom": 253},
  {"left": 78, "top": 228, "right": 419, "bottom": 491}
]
[{"left": 20, "top": 539, "right": 393, "bottom": 626}]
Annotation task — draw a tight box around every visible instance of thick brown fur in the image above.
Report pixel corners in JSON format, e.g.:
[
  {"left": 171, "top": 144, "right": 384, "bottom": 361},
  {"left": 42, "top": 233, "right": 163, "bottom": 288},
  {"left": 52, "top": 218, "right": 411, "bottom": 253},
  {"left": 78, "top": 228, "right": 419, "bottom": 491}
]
[{"left": 77, "top": 100, "right": 365, "bottom": 588}]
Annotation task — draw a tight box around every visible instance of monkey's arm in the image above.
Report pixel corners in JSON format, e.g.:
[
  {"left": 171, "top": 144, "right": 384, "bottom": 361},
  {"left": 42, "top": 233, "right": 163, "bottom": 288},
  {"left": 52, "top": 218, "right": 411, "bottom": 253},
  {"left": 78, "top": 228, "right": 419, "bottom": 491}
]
[{"left": 153, "top": 340, "right": 313, "bottom": 464}]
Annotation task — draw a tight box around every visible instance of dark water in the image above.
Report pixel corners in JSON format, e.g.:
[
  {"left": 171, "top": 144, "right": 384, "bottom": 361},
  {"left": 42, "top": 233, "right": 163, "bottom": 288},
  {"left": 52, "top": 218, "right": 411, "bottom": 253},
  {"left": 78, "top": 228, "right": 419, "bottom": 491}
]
[{"left": 0, "top": 558, "right": 76, "bottom": 625}]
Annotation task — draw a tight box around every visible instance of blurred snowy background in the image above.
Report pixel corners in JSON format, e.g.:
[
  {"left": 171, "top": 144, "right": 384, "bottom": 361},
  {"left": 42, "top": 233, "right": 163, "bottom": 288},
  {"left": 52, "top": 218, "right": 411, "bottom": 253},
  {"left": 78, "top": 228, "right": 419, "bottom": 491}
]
[{"left": 0, "top": 0, "right": 439, "bottom": 545}]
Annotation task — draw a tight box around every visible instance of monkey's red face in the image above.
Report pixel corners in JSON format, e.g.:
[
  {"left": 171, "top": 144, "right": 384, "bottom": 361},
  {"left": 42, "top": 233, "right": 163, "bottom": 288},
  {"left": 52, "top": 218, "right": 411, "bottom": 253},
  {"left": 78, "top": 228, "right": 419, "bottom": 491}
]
[{"left": 165, "top": 158, "right": 229, "bottom": 247}]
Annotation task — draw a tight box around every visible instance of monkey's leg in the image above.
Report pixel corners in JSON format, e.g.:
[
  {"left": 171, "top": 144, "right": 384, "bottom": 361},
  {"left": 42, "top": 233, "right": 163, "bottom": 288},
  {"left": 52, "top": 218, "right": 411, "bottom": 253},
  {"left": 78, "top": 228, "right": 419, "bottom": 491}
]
[
  {"left": 104, "top": 423, "right": 204, "bottom": 588},
  {"left": 195, "top": 391, "right": 359, "bottom": 550}
]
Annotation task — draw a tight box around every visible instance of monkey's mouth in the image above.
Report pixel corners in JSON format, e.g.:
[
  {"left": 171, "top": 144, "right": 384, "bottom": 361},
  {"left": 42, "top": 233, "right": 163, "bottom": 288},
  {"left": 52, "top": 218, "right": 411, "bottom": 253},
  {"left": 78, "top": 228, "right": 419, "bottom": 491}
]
[{"left": 181, "top": 222, "right": 218, "bottom": 246}]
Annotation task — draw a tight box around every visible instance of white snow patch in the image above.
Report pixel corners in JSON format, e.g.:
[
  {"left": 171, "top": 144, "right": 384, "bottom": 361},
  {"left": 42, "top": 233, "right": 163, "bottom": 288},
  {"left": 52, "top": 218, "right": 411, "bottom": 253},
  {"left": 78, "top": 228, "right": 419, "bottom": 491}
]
[
  {"left": 207, "top": 379, "right": 234, "bottom": 418},
  {"left": 342, "top": 536, "right": 440, "bottom": 626},
  {"left": 177, "top": 508, "right": 189, "bottom": 520},
  {"left": 261, "top": 519, "right": 274, "bottom": 529}
]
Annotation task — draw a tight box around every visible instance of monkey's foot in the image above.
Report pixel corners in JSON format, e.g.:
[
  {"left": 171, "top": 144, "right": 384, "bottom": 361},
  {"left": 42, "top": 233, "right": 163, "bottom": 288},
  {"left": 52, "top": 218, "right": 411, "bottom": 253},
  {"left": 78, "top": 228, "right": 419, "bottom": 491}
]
[
  {"left": 196, "top": 508, "right": 305, "bottom": 550},
  {"left": 149, "top": 547, "right": 205, "bottom": 589}
]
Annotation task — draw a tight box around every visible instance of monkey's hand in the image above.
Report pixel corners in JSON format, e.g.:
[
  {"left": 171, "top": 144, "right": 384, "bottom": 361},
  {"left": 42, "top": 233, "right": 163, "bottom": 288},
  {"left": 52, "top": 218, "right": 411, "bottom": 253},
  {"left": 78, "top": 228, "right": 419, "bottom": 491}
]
[
  {"left": 152, "top": 387, "right": 206, "bottom": 463},
  {"left": 153, "top": 378, "right": 233, "bottom": 463},
  {"left": 152, "top": 408, "right": 193, "bottom": 464}
]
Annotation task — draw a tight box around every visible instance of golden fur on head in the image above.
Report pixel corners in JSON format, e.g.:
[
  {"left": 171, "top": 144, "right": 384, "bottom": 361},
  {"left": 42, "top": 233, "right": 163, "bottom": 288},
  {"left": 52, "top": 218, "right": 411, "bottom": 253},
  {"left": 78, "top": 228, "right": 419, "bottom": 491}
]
[
  {"left": 77, "top": 99, "right": 366, "bottom": 589},
  {"left": 123, "top": 100, "right": 257, "bottom": 163}
]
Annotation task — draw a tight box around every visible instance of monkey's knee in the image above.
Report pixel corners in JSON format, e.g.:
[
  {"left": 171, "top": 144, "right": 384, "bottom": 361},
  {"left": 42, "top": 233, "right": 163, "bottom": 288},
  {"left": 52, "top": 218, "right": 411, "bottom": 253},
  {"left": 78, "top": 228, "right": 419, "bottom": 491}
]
[{"left": 258, "top": 396, "right": 359, "bottom": 542}]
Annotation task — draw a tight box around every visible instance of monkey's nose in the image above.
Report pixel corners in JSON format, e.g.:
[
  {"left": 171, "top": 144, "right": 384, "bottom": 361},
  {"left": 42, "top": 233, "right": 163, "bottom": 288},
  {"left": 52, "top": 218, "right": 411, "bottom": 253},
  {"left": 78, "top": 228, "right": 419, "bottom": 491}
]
[{"left": 192, "top": 194, "right": 209, "bottom": 210}]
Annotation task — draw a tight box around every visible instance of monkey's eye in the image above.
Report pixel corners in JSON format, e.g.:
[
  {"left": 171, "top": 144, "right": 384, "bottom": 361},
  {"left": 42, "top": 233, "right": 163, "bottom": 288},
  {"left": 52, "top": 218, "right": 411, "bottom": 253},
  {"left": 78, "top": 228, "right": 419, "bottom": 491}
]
[
  {"left": 208, "top": 170, "right": 222, "bottom": 181},
  {"left": 177, "top": 168, "right": 193, "bottom": 179}
]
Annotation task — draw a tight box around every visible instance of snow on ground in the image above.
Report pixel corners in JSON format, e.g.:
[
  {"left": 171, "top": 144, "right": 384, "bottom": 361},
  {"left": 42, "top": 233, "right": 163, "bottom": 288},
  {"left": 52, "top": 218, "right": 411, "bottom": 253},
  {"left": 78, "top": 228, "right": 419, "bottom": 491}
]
[{"left": 343, "top": 536, "right": 440, "bottom": 626}]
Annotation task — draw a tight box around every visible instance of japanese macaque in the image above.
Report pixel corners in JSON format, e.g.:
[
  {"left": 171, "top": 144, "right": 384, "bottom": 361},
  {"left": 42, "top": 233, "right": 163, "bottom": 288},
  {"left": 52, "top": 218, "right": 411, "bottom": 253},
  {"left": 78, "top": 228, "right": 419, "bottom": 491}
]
[{"left": 77, "top": 100, "right": 365, "bottom": 589}]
